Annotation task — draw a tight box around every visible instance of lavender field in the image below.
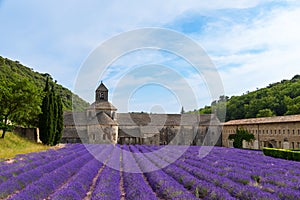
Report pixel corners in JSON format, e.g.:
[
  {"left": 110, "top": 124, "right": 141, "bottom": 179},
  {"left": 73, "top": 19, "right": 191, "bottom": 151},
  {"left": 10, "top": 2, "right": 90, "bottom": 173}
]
[{"left": 1, "top": 144, "right": 300, "bottom": 200}]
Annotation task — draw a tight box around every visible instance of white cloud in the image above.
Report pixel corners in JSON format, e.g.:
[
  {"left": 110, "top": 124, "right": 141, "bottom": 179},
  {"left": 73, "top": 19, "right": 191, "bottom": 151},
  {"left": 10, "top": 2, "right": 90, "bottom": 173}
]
[
  {"left": 194, "top": 4, "right": 300, "bottom": 98},
  {"left": 1, "top": 0, "right": 299, "bottom": 112}
]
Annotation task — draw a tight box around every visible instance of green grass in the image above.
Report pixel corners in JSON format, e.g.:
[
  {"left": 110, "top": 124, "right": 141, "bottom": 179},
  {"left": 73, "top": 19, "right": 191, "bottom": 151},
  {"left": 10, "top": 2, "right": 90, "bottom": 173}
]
[{"left": 0, "top": 131, "right": 50, "bottom": 159}]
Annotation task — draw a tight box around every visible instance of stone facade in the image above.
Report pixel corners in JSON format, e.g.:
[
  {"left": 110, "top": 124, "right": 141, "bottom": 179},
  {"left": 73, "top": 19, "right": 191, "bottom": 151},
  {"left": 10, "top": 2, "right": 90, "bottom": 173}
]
[
  {"left": 62, "top": 83, "right": 222, "bottom": 146},
  {"left": 222, "top": 115, "right": 300, "bottom": 149}
]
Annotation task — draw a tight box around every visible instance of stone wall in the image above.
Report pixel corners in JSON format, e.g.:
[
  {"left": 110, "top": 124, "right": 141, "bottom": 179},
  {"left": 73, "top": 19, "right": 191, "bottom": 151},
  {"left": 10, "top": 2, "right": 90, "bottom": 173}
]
[
  {"left": 222, "top": 121, "right": 300, "bottom": 149},
  {"left": 13, "top": 126, "right": 41, "bottom": 143},
  {"left": 117, "top": 125, "right": 222, "bottom": 146}
]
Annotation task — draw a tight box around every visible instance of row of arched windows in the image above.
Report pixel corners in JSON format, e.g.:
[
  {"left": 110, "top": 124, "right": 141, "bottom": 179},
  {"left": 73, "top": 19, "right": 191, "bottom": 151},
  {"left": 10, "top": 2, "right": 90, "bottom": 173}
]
[{"left": 224, "top": 127, "right": 300, "bottom": 136}]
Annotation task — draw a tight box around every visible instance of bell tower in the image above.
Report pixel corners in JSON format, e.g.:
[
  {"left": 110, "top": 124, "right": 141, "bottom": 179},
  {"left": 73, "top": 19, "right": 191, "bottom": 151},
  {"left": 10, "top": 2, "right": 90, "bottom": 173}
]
[{"left": 96, "top": 81, "right": 108, "bottom": 102}]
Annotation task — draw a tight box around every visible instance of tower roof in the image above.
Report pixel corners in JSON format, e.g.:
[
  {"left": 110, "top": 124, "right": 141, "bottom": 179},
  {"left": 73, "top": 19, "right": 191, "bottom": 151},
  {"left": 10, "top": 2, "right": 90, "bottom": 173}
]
[
  {"left": 90, "top": 101, "right": 117, "bottom": 111},
  {"left": 96, "top": 82, "right": 108, "bottom": 92}
]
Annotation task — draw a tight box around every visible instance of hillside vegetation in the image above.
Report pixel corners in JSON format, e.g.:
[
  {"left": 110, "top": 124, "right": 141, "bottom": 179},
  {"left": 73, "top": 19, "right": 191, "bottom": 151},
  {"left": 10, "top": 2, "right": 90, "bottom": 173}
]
[
  {"left": 0, "top": 132, "right": 50, "bottom": 159},
  {"left": 195, "top": 75, "right": 300, "bottom": 121},
  {"left": 0, "top": 56, "right": 89, "bottom": 111}
]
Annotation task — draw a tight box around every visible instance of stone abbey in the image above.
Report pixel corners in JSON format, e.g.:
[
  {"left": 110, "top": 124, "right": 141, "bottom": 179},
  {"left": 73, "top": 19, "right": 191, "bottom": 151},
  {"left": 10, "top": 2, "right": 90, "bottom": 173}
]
[
  {"left": 62, "top": 82, "right": 300, "bottom": 149},
  {"left": 62, "top": 82, "right": 222, "bottom": 146}
]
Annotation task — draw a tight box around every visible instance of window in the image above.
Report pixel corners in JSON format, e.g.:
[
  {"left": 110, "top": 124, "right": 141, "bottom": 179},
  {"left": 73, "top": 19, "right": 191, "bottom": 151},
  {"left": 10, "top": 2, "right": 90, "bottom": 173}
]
[
  {"left": 298, "top": 130, "right": 300, "bottom": 135},
  {"left": 270, "top": 130, "right": 272, "bottom": 134},
  {"left": 274, "top": 130, "right": 276, "bottom": 134},
  {"left": 283, "top": 130, "right": 285, "bottom": 134},
  {"left": 278, "top": 130, "right": 281, "bottom": 134},
  {"left": 292, "top": 130, "right": 295, "bottom": 135},
  {"left": 288, "top": 130, "right": 290, "bottom": 134},
  {"left": 266, "top": 130, "right": 269, "bottom": 134},
  {"left": 100, "top": 92, "right": 104, "bottom": 99}
]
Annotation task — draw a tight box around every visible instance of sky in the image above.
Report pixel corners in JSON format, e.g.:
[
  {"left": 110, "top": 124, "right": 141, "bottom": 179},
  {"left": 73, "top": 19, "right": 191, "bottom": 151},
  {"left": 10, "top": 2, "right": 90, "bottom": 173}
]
[{"left": 0, "top": 0, "right": 300, "bottom": 113}]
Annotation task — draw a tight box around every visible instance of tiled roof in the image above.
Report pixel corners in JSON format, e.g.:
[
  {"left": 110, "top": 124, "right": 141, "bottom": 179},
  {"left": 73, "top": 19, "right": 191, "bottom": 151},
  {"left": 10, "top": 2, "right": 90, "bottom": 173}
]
[
  {"left": 117, "top": 113, "right": 219, "bottom": 126},
  {"left": 118, "top": 126, "right": 159, "bottom": 137},
  {"left": 118, "top": 127, "right": 142, "bottom": 137},
  {"left": 96, "top": 82, "right": 108, "bottom": 92},
  {"left": 64, "top": 111, "right": 86, "bottom": 126},
  {"left": 89, "top": 101, "right": 117, "bottom": 111},
  {"left": 62, "top": 127, "right": 87, "bottom": 138},
  {"left": 64, "top": 111, "right": 117, "bottom": 126},
  {"left": 224, "top": 114, "right": 300, "bottom": 125},
  {"left": 64, "top": 111, "right": 220, "bottom": 126},
  {"left": 88, "top": 112, "right": 117, "bottom": 125}
]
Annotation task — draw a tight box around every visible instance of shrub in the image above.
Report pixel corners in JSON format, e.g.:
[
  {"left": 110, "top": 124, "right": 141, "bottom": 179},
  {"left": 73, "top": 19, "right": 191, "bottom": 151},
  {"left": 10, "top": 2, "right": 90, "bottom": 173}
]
[{"left": 263, "top": 148, "right": 300, "bottom": 162}]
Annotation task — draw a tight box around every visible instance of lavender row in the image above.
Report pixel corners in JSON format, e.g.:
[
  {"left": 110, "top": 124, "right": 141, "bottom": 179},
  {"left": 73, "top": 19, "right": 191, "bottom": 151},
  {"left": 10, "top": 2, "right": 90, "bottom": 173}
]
[
  {"left": 0, "top": 150, "right": 90, "bottom": 199},
  {"left": 1, "top": 144, "right": 300, "bottom": 200},
  {"left": 121, "top": 145, "right": 157, "bottom": 200},
  {"left": 130, "top": 145, "right": 198, "bottom": 199},
  {"left": 139, "top": 145, "right": 235, "bottom": 199},
  {"left": 186, "top": 147, "right": 299, "bottom": 199},
  {"left": 50, "top": 159, "right": 102, "bottom": 200},
  {"left": 50, "top": 145, "right": 110, "bottom": 200},
  {"left": 139, "top": 146, "right": 275, "bottom": 199},
  {"left": 7, "top": 151, "right": 95, "bottom": 200},
  {"left": 90, "top": 146, "right": 121, "bottom": 200},
  {"left": 181, "top": 147, "right": 300, "bottom": 199},
  {"left": 0, "top": 144, "right": 87, "bottom": 184}
]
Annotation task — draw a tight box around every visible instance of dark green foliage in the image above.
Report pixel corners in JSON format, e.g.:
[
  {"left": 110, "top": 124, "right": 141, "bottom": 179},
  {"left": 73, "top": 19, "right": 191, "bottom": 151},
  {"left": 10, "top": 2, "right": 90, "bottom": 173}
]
[
  {"left": 192, "top": 75, "right": 300, "bottom": 121},
  {"left": 39, "top": 77, "right": 53, "bottom": 145},
  {"left": 0, "top": 74, "right": 42, "bottom": 138},
  {"left": 39, "top": 78, "right": 64, "bottom": 145},
  {"left": 53, "top": 94, "right": 63, "bottom": 145},
  {"left": 180, "top": 107, "right": 185, "bottom": 114},
  {"left": 0, "top": 56, "right": 89, "bottom": 111},
  {"left": 228, "top": 128, "right": 255, "bottom": 148},
  {"left": 263, "top": 148, "right": 300, "bottom": 162}
]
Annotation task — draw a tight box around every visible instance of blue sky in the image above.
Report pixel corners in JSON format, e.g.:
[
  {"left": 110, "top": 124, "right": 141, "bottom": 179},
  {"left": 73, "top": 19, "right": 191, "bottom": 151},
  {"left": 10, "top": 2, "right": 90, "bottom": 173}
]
[{"left": 1, "top": 0, "right": 300, "bottom": 113}]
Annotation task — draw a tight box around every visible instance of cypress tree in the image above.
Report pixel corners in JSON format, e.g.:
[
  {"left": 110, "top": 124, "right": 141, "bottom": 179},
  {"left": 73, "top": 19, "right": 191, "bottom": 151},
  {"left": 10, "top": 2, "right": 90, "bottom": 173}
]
[
  {"left": 53, "top": 94, "right": 63, "bottom": 145},
  {"left": 39, "top": 77, "right": 64, "bottom": 146},
  {"left": 48, "top": 86, "right": 55, "bottom": 145},
  {"left": 39, "top": 77, "right": 52, "bottom": 145}
]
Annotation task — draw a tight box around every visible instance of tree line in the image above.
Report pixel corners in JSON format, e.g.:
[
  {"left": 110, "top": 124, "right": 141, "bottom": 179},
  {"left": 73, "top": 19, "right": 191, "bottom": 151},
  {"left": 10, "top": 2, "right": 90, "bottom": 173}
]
[
  {"left": 0, "top": 56, "right": 89, "bottom": 111},
  {"left": 0, "top": 72, "right": 63, "bottom": 146},
  {"left": 193, "top": 75, "right": 300, "bottom": 121}
]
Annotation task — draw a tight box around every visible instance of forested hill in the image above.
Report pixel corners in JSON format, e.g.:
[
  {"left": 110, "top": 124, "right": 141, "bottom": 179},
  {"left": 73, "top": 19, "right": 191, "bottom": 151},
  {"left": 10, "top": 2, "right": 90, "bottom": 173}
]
[
  {"left": 194, "top": 75, "right": 300, "bottom": 122},
  {"left": 0, "top": 56, "right": 89, "bottom": 111}
]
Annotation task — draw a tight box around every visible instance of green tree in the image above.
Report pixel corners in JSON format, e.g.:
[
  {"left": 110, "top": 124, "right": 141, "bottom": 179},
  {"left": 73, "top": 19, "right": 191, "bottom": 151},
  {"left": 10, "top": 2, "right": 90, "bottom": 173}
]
[
  {"left": 39, "top": 77, "right": 54, "bottom": 145},
  {"left": 0, "top": 76, "right": 42, "bottom": 138},
  {"left": 283, "top": 95, "right": 300, "bottom": 115},
  {"left": 180, "top": 107, "right": 185, "bottom": 114},
  {"left": 196, "top": 74, "right": 300, "bottom": 121},
  {"left": 228, "top": 128, "right": 255, "bottom": 148},
  {"left": 38, "top": 78, "right": 64, "bottom": 145},
  {"left": 53, "top": 94, "right": 63, "bottom": 145},
  {"left": 256, "top": 108, "right": 275, "bottom": 118}
]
